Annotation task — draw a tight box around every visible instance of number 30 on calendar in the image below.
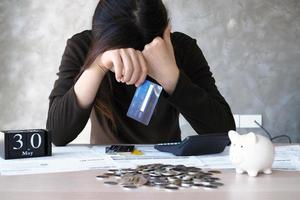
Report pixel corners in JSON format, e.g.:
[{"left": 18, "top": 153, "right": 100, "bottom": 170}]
[{"left": 0, "top": 129, "right": 52, "bottom": 159}]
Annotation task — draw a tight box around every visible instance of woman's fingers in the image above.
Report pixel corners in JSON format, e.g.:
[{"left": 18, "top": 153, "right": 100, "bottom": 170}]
[
  {"left": 135, "top": 51, "right": 148, "bottom": 87},
  {"left": 108, "top": 48, "right": 147, "bottom": 86},
  {"left": 127, "top": 49, "right": 142, "bottom": 85},
  {"left": 120, "top": 49, "right": 134, "bottom": 83},
  {"left": 111, "top": 52, "right": 123, "bottom": 82}
]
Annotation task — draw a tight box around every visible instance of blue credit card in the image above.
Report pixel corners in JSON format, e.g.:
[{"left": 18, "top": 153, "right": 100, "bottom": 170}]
[{"left": 127, "top": 80, "right": 163, "bottom": 125}]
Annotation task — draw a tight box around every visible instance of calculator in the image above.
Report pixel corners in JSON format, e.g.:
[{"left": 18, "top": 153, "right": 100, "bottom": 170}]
[{"left": 154, "top": 133, "right": 230, "bottom": 156}]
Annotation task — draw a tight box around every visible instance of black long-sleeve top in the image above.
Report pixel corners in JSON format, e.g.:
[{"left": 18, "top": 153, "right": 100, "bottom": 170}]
[{"left": 46, "top": 30, "right": 235, "bottom": 146}]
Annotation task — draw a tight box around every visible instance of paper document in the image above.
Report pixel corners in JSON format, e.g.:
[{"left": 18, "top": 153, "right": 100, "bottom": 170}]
[
  {"left": 0, "top": 144, "right": 300, "bottom": 176},
  {"left": 0, "top": 145, "right": 116, "bottom": 175},
  {"left": 272, "top": 145, "right": 300, "bottom": 171}
]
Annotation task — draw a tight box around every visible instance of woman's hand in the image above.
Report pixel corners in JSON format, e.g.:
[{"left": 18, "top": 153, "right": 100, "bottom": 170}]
[
  {"left": 94, "top": 48, "right": 148, "bottom": 87},
  {"left": 142, "top": 25, "right": 180, "bottom": 94}
]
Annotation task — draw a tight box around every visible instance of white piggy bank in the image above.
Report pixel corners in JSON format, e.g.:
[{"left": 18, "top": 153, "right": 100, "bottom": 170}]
[{"left": 228, "top": 130, "right": 274, "bottom": 177}]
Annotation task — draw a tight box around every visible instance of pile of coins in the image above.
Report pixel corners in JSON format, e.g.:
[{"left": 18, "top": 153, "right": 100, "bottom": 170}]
[{"left": 96, "top": 164, "right": 224, "bottom": 190}]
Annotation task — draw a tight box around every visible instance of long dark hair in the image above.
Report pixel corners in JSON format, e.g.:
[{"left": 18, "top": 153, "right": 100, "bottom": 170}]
[{"left": 81, "top": 0, "right": 169, "bottom": 126}]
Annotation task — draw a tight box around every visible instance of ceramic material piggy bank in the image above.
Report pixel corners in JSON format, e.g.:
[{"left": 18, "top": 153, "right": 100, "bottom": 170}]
[{"left": 228, "top": 130, "right": 274, "bottom": 177}]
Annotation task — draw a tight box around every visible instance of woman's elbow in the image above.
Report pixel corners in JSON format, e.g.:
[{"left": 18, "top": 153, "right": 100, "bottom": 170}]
[
  {"left": 46, "top": 118, "right": 70, "bottom": 146},
  {"left": 223, "top": 109, "right": 236, "bottom": 132}
]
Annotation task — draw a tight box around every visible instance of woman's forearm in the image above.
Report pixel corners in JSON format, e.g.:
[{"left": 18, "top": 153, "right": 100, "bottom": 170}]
[
  {"left": 47, "top": 62, "right": 107, "bottom": 146},
  {"left": 74, "top": 62, "right": 107, "bottom": 109}
]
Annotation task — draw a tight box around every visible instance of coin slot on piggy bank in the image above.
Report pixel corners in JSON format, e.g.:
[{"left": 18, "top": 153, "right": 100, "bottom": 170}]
[{"left": 0, "top": 129, "right": 52, "bottom": 159}]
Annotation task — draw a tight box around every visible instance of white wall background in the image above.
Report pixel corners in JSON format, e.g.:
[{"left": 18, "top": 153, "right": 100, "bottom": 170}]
[{"left": 0, "top": 0, "right": 299, "bottom": 143}]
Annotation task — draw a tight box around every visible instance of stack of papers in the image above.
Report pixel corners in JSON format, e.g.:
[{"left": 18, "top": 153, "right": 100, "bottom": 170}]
[
  {"left": 273, "top": 145, "right": 300, "bottom": 171},
  {"left": 0, "top": 145, "right": 299, "bottom": 176}
]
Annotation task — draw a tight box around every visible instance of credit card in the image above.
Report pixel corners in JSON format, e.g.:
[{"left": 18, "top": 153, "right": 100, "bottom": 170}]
[{"left": 127, "top": 80, "right": 162, "bottom": 125}]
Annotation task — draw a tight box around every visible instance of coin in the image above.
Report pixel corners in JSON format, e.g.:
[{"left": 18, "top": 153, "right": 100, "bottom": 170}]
[
  {"left": 194, "top": 181, "right": 211, "bottom": 186},
  {"left": 164, "top": 185, "right": 179, "bottom": 190},
  {"left": 182, "top": 175, "right": 193, "bottom": 181},
  {"left": 123, "top": 184, "right": 138, "bottom": 189},
  {"left": 192, "top": 183, "right": 206, "bottom": 187},
  {"left": 96, "top": 175, "right": 109, "bottom": 180},
  {"left": 169, "top": 179, "right": 181, "bottom": 186},
  {"left": 203, "top": 172, "right": 213, "bottom": 176},
  {"left": 167, "top": 176, "right": 179, "bottom": 182},
  {"left": 202, "top": 184, "right": 218, "bottom": 189},
  {"left": 209, "top": 176, "right": 220, "bottom": 180},
  {"left": 162, "top": 171, "right": 175, "bottom": 177},
  {"left": 102, "top": 172, "right": 113, "bottom": 176},
  {"left": 136, "top": 175, "right": 148, "bottom": 186},
  {"left": 149, "top": 172, "right": 161, "bottom": 177},
  {"left": 106, "top": 171, "right": 116, "bottom": 175},
  {"left": 181, "top": 181, "right": 193, "bottom": 188},
  {"left": 153, "top": 179, "right": 168, "bottom": 186},
  {"left": 210, "top": 182, "right": 224, "bottom": 186},
  {"left": 108, "top": 169, "right": 119, "bottom": 172},
  {"left": 103, "top": 181, "right": 118, "bottom": 185},
  {"left": 208, "top": 170, "right": 221, "bottom": 174},
  {"left": 97, "top": 164, "right": 224, "bottom": 190}
]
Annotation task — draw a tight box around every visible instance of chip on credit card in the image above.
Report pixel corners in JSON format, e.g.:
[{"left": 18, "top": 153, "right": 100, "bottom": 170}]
[{"left": 127, "top": 80, "right": 162, "bottom": 125}]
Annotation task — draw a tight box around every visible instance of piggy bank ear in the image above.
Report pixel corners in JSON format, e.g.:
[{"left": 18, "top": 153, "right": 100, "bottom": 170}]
[
  {"left": 245, "top": 132, "right": 257, "bottom": 145},
  {"left": 228, "top": 130, "right": 239, "bottom": 143}
]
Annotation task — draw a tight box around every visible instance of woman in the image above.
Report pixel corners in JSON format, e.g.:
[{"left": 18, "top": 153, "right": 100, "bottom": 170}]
[{"left": 47, "top": 0, "right": 235, "bottom": 146}]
